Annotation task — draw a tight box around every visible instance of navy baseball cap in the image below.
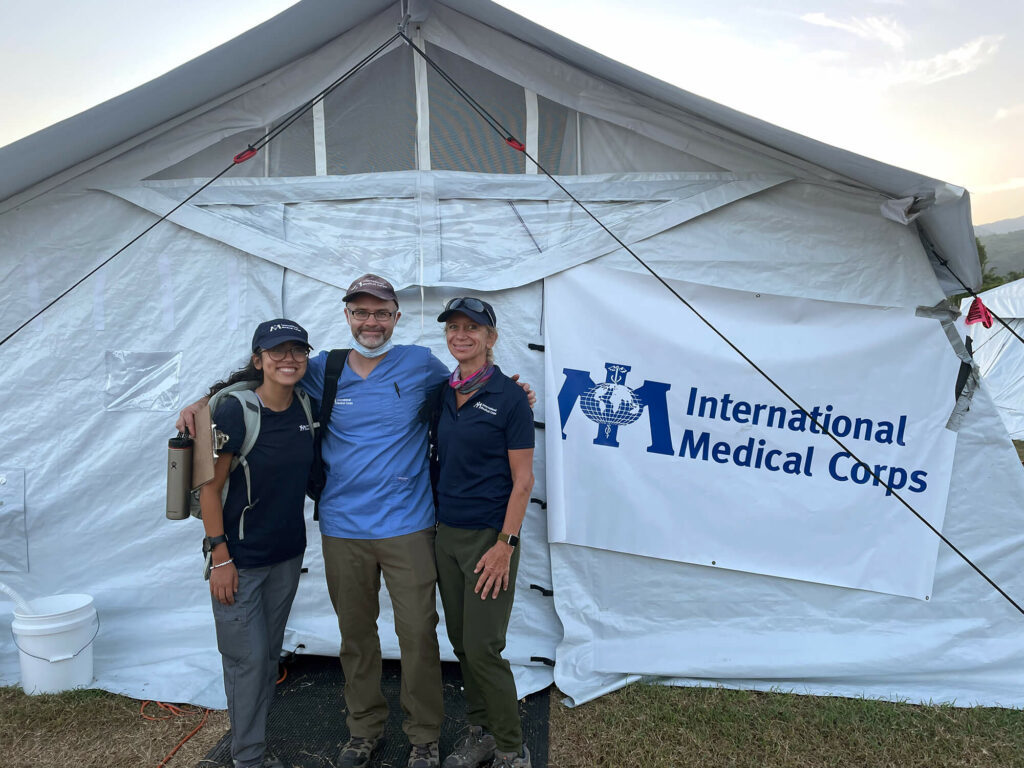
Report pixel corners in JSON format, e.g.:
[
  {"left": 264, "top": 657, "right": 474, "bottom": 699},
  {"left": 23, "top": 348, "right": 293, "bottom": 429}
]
[
  {"left": 251, "top": 319, "right": 310, "bottom": 352},
  {"left": 437, "top": 297, "right": 497, "bottom": 327}
]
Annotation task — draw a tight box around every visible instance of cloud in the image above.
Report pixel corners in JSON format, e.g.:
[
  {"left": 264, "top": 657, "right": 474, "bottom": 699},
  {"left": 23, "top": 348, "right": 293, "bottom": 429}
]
[
  {"left": 805, "top": 48, "right": 851, "bottom": 65},
  {"left": 994, "top": 104, "right": 1024, "bottom": 121},
  {"left": 973, "top": 178, "right": 1024, "bottom": 195},
  {"left": 800, "top": 13, "right": 908, "bottom": 50},
  {"left": 889, "top": 35, "right": 1003, "bottom": 86}
]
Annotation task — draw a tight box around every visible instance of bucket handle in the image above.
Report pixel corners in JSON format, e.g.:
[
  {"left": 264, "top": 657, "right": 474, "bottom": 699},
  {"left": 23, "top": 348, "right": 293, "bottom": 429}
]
[{"left": 11, "top": 614, "right": 100, "bottom": 663}]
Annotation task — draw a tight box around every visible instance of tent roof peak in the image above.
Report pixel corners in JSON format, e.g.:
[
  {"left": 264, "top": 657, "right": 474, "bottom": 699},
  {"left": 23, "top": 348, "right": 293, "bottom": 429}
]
[{"left": 0, "top": 0, "right": 979, "bottom": 292}]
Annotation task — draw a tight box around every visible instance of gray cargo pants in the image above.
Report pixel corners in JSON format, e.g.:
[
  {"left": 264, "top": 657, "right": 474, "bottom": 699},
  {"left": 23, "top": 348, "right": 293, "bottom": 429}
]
[{"left": 211, "top": 554, "right": 303, "bottom": 768}]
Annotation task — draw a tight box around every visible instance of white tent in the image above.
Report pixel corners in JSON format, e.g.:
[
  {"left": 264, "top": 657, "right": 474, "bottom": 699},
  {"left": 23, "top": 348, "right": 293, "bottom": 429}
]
[
  {"left": 3, "top": 0, "right": 1023, "bottom": 710},
  {"left": 960, "top": 280, "right": 1024, "bottom": 439}
]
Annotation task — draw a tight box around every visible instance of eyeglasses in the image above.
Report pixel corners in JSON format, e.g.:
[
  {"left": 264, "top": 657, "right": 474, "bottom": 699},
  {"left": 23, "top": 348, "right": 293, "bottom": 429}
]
[
  {"left": 444, "top": 297, "right": 495, "bottom": 326},
  {"left": 348, "top": 308, "right": 396, "bottom": 321},
  {"left": 262, "top": 344, "right": 310, "bottom": 362}
]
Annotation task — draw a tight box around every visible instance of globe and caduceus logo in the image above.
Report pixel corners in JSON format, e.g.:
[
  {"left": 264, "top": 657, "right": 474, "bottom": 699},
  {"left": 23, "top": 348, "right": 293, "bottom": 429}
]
[{"left": 579, "top": 364, "right": 646, "bottom": 439}]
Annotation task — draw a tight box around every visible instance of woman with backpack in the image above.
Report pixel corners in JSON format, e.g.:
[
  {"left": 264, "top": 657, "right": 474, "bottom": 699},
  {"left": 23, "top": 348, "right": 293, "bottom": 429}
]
[{"left": 200, "top": 318, "right": 316, "bottom": 768}]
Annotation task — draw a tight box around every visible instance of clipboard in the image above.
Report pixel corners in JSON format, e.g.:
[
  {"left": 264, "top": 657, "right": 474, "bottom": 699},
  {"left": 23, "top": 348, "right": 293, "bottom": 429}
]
[{"left": 191, "top": 406, "right": 216, "bottom": 491}]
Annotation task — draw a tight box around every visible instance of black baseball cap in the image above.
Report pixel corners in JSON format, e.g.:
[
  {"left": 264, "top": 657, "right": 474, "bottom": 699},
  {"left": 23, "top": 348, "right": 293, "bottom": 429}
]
[
  {"left": 251, "top": 319, "right": 310, "bottom": 352},
  {"left": 437, "top": 297, "right": 497, "bottom": 327}
]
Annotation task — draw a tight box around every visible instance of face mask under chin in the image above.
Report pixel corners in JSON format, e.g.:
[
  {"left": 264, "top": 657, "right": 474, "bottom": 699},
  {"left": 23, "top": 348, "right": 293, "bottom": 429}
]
[{"left": 350, "top": 336, "right": 394, "bottom": 358}]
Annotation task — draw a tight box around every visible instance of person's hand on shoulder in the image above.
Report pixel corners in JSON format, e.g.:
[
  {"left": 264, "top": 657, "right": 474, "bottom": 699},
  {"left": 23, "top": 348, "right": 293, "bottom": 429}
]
[{"left": 509, "top": 374, "right": 537, "bottom": 409}]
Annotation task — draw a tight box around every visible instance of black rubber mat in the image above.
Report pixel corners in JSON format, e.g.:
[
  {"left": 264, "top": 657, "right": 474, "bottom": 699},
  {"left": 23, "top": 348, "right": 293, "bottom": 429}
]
[{"left": 198, "top": 654, "right": 550, "bottom": 767}]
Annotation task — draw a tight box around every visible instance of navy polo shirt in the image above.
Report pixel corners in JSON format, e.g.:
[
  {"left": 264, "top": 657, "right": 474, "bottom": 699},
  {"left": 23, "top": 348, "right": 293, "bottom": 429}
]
[
  {"left": 436, "top": 366, "right": 534, "bottom": 531},
  {"left": 214, "top": 394, "right": 313, "bottom": 568}
]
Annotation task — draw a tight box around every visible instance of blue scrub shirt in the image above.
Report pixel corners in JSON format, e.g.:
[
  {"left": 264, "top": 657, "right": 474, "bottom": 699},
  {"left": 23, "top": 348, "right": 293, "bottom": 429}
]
[{"left": 302, "top": 345, "right": 449, "bottom": 539}]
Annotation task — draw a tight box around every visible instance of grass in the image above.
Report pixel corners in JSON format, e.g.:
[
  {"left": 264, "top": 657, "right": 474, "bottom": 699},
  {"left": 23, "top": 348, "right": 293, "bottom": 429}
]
[
  {"left": 3, "top": 681, "right": 1024, "bottom": 767},
  {"left": 0, "top": 685, "right": 228, "bottom": 768},
  {"left": 547, "top": 683, "right": 1024, "bottom": 768}
]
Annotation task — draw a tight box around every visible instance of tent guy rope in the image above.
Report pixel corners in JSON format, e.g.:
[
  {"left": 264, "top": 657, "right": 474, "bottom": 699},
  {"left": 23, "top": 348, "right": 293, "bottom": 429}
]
[
  {"left": 920, "top": 228, "right": 1024, "bottom": 349},
  {"left": 0, "top": 31, "right": 402, "bottom": 350}
]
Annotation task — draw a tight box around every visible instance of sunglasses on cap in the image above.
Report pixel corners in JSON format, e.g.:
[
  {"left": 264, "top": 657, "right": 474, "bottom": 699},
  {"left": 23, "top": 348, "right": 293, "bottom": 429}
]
[{"left": 443, "top": 297, "right": 496, "bottom": 326}]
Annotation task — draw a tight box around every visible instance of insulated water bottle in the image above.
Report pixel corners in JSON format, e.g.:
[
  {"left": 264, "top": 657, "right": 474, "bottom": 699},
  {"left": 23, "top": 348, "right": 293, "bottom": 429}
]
[{"left": 166, "top": 432, "right": 193, "bottom": 520}]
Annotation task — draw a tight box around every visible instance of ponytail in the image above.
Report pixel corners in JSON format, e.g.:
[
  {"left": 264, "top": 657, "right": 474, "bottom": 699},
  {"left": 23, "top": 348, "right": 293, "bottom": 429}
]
[{"left": 206, "top": 356, "right": 262, "bottom": 399}]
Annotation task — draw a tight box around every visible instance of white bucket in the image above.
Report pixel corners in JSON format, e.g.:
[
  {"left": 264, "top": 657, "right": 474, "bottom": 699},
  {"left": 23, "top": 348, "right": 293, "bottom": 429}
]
[{"left": 12, "top": 594, "right": 98, "bottom": 695}]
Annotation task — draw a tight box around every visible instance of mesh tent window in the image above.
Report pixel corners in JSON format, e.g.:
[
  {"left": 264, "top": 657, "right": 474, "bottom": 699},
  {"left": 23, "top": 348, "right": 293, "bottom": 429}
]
[{"left": 145, "top": 42, "right": 711, "bottom": 181}]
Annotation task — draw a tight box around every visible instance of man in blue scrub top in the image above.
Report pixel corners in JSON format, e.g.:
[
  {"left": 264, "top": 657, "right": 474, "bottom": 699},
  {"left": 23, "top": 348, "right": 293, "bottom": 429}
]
[{"left": 298, "top": 275, "right": 446, "bottom": 768}]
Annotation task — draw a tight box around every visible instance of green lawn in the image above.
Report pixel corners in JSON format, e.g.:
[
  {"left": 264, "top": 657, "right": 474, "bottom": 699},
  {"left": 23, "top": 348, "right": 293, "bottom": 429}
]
[
  {"left": 548, "top": 682, "right": 1024, "bottom": 768},
  {"left": 4, "top": 680, "right": 1023, "bottom": 767}
]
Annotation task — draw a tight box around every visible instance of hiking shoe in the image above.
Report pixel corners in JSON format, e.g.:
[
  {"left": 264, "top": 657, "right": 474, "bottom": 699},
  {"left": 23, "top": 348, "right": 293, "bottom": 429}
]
[
  {"left": 339, "top": 735, "right": 382, "bottom": 768},
  {"left": 442, "top": 726, "right": 496, "bottom": 767},
  {"left": 491, "top": 745, "right": 531, "bottom": 768},
  {"left": 408, "top": 740, "right": 440, "bottom": 768}
]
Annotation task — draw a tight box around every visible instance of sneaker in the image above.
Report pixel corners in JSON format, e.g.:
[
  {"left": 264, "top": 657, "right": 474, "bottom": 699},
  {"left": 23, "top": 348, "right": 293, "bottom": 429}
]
[
  {"left": 491, "top": 745, "right": 531, "bottom": 768},
  {"left": 442, "top": 726, "right": 496, "bottom": 767},
  {"left": 339, "top": 735, "right": 382, "bottom": 768},
  {"left": 408, "top": 740, "right": 440, "bottom": 768}
]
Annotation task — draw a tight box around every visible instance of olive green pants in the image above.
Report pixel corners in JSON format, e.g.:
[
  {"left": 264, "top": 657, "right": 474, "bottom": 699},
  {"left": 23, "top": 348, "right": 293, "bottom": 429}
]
[
  {"left": 322, "top": 528, "right": 443, "bottom": 745},
  {"left": 435, "top": 522, "right": 522, "bottom": 753}
]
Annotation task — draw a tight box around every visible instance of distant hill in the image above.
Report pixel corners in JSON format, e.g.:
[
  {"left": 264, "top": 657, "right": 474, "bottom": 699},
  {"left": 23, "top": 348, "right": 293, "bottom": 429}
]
[
  {"left": 976, "top": 215, "right": 1024, "bottom": 236},
  {"left": 979, "top": 229, "right": 1024, "bottom": 276}
]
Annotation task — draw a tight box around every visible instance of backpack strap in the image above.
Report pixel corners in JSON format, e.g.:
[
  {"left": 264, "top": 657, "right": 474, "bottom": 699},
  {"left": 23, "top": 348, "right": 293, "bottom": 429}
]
[
  {"left": 319, "top": 349, "right": 349, "bottom": 429},
  {"left": 227, "top": 390, "right": 262, "bottom": 540},
  {"left": 422, "top": 381, "right": 446, "bottom": 513},
  {"left": 295, "top": 388, "right": 316, "bottom": 433},
  {"left": 311, "top": 349, "right": 349, "bottom": 520},
  {"left": 192, "top": 380, "right": 260, "bottom": 520}
]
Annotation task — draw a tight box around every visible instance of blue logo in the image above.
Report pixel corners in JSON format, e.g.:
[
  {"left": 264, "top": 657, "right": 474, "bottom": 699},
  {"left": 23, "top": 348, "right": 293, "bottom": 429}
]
[
  {"left": 558, "top": 362, "right": 673, "bottom": 454},
  {"left": 580, "top": 364, "right": 645, "bottom": 438}
]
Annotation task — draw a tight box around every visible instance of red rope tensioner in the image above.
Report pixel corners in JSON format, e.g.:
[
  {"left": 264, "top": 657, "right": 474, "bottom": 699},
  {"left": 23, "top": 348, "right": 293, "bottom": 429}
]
[{"left": 233, "top": 146, "right": 259, "bottom": 164}]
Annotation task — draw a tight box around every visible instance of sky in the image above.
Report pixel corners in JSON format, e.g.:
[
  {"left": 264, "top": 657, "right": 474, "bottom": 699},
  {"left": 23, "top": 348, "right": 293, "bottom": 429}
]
[{"left": 0, "top": 0, "right": 1020, "bottom": 224}]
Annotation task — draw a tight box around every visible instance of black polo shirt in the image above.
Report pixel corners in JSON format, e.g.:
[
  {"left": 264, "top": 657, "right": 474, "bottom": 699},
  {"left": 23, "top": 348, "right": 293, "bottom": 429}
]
[
  {"left": 436, "top": 366, "right": 534, "bottom": 531},
  {"left": 214, "top": 394, "right": 312, "bottom": 568}
]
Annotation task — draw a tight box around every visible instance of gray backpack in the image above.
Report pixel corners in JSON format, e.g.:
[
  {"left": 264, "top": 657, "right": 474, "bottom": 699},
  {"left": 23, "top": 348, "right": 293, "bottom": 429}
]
[{"left": 189, "top": 381, "right": 316, "bottom": 540}]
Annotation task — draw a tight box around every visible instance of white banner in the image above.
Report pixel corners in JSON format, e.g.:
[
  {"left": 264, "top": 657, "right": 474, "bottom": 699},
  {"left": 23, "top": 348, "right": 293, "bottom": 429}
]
[{"left": 544, "top": 265, "right": 959, "bottom": 599}]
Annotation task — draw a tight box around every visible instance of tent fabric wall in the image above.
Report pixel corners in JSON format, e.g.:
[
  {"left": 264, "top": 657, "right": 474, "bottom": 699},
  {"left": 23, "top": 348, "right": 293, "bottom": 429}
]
[
  {"left": 96, "top": 172, "right": 793, "bottom": 291},
  {"left": 960, "top": 280, "right": 1024, "bottom": 439},
  {"left": 0, "top": 0, "right": 1016, "bottom": 710}
]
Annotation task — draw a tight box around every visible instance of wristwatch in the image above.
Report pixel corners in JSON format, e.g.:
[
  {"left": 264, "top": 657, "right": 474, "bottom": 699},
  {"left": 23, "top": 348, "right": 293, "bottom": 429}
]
[
  {"left": 202, "top": 534, "right": 229, "bottom": 555},
  {"left": 497, "top": 531, "right": 520, "bottom": 548}
]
